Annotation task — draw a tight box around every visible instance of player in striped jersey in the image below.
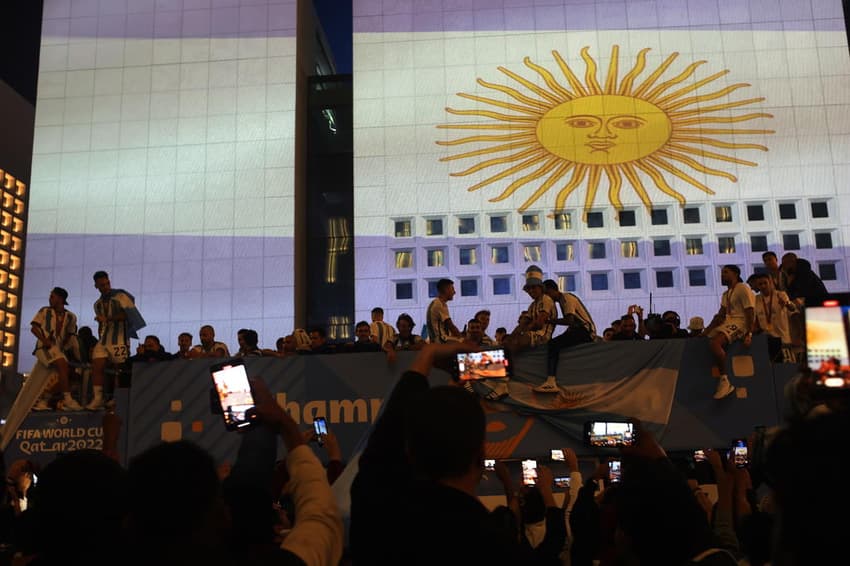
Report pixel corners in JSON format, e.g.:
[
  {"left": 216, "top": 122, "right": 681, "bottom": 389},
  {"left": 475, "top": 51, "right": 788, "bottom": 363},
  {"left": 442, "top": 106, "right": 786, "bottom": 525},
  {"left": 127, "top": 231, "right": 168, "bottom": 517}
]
[
  {"left": 370, "top": 307, "right": 397, "bottom": 350},
  {"left": 87, "top": 271, "right": 146, "bottom": 410},
  {"left": 30, "top": 287, "right": 83, "bottom": 411}
]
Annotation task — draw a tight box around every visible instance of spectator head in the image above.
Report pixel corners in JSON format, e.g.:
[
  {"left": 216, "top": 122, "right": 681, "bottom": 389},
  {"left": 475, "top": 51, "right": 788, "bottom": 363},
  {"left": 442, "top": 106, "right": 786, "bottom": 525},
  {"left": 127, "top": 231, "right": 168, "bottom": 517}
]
[
  {"left": 620, "top": 315, "right": 637, "bottom": 335},
  {"left": 93, "top": 270, "right": 111, "bottom": 294},
  {"left": 466, "top": 319, "right": 484, "bottom": 343},
  {"left": 309, "top": 327, "right": 326, "bottom": 349},
  {"left": 436, "top": 278, "right": 456, "bottom": 301},
  {"left": 240, "top": 329, "right": 259, "bottom": 350},
  {"left": 781, "top": 252, "right": 798, "bottom": 273},
  {"left": 199, "top": 325, "right": 216, "bottom": 347},
  {"left": 523, "top": 266, "right": 545, "bottom": 298},
  {"left": 355, "top": 321, "right": 372, "bottom": 342},
  {"left": 762, "top": 251, "right": 779, "bottom": 271},
  {"left": 687, "top": 317, "right": 705, "bottom": 334},
  {"left": 611, "top": 319, "right": 623, "bottom": 332},
  {"left": 282, "top": 334, "right": 296, "bottom": 353},
  {"left": 661, "top": 311, "right": 681, "bottom": 329},
  {"left": 542, "top": 279, "right": 560, "bottom": 299},
  {"left": 293, "top": 329, "right": 311, "bottom": 351},
  {"left": 275, "top": 336, "right": 286, "bottom": 352},
  {"left": 371, "top": 307, "right": 384, "bottom": 322},
  {"left": 406, "top": 386, "right": 486, "bottom": 488},
  {"left": 721, "top": 264, "right": 743, "bottom": 285},
  {"left": 474, "top": 309, "right": 491, "bottom": 331},
  {"left": 50, "top": 286, "right": 69, "bottom": 307},
  {"left": 178, "top": 332, "right": 193, "bottom": 352},
  {"left": 143, "top": 335, "right": 162, "bottom": 352},
  {"left": 750, "top": 272, "right": 773, "bottom": 295},
  {"left": 396, "top": 313, "right": 415, "bottom": 336},
  {"left": 494, "top": 327, "right": 507, "bottom": 343},
  {"left": 519, "top": 485, "right": 546, "bottom": 524},
  {"left": 603, "top": 327, "right": 616, "bottom": 341}
]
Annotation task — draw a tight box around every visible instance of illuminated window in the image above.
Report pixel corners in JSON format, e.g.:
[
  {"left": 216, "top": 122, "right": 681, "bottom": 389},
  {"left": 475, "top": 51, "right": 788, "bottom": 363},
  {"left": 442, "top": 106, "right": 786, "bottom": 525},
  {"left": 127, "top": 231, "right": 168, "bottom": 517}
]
[
  {"left": 589, "top": 242, "right": 606, "bottom": 259},
  {"left": 457, "top": 217, "right": 475, "bottom": 234},
  {"left": 715, "top": 205, "right": 733, "bottom": 222},
  {"left": 815, "top": 232, "right": 833, "bottom": 249},
  {"left": 556, "top": 242, "right": 574, "bottom": 261},
  {"left": 493, "top": 277, "right": 511, "bottom": 295},
  {"left": 618, "top": 210, "right": 636, "bottom": 227},
  {"left": 620, "top": 241, "right": 639, "bottom": 258},
  {"left": 490, "top": 215, "right": 507, "bottom": 233},
  {"left": 718, "top": 237, "right": 736, "bottom": 254},
  {"left": 491, "top": 246, "right": 509, "bottom": 264},
  {"left": 522, "top": 214, "right": 540, "bottom": 231},
  {"left": 590, "top": 273, "right": 609, "bottom": 291},
  {"left": 428, "top": 280, "right": 438, "bottom": 298},
  {"left": 683, "top": 207, "right": 700, "bottom": 224},
  {"left": 459, "top": 247, "right": 477, "bottom": 265},
  {"left": 460, "top": 279, "right": 478, "bottom": 296},
  {"left": 779, "top": 203, "right": 796, "bottom": 220},
  {"left": 426, "top": 218, "right": 444, "bottom": 236},
  {"left": 623, "top": 272, "right": 642, "bottom": 289},
  {"left": 782, "top": 233, "right": 800, "bottom": 250},
  {"left": 427, "top": 249, "right": 445, "bottom": 267},
  {"left": 653, "top": 240, "right": 671, "bottom": 256},
  {"left": 394, "top": 251, "right": 413, "bottom": 269},
  {"left": 688, "top": 269, "right": 707, "bottom": 287},
  {"left": 656, "top": 270, "right": 674, "bottom": 288},
  {"left": 558, "top": 274, "right": 577, "bottom": 292},
  {"left": 751, "top": 235, "right": 768, "bottom": 253},
  {"left": 395, "top": 282, "right": 413, "bottom": 300},
  {"left": 685, "top": 238, "right": 703, "bottom": 255},
  {"left": 553, "top": 213, "right": 571, "bottom": 230},
  {"left": 811, "top": 201, "right": 829, "bottom": 218},
  {"left": 651, "top": 209, "right": 668, "bottom": 225},
  {"left": 394, "top": 220, "right": 412, "bottom": 238},
  {"left": 586, "top": 212, "right": 604, "bottom": 228},
  {"left": 819, "top": 263, "right": 837, "bottom": 281},
  {"left": 747, "top": 205, "right": 764, "bottom": 221},
  {"left": 523, "top": 245, "right": 542, "bottom": 262}
]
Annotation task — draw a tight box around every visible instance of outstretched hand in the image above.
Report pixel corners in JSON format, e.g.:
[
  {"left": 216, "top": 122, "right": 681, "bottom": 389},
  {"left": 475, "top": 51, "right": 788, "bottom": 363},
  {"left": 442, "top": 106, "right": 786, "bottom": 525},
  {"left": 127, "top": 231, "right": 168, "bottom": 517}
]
[
  {"left": 407, "top": 341, "right": 477, "bottom": 378},
  {"left": 619, "top": 418, "right": 666, "bottom": 461}
]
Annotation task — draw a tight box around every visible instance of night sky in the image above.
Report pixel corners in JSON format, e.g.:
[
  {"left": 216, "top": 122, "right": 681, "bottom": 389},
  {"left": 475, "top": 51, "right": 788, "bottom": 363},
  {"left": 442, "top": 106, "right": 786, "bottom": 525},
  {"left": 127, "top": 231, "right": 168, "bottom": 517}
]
[{"left": 314, "top": 0, "right": 352, "bottom": 74}]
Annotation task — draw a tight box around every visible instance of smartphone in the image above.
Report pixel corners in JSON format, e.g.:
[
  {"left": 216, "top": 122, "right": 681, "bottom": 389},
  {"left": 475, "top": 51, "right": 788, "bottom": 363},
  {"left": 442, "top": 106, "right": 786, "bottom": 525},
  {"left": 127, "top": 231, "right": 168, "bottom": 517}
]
[
  {"left": 210, "top": 358, "right": 258, "bottom": 432},
  {"left": 553, "top": 476, "right": 570, "bottom": 488},
  {"left": 803, "top": 294, "right": 850, "bottom": 396},
  {"left": 608, "top": 459, "right": 623, "bottom": 483},
  {"left": 484, "top": 458, "right": 496, "bottom": 471},
  {"left": 313, "top": 417, "right": 328, "bottom": 446},
  {"left": 551, "top": 449, "right": 565, "bottom": 461},
  {"left": 693, "top": 449, "right": 706, "bottom": 462},
  {"left": 732, "top": 438, "right": 748, "bottom": 468},
  {"left": 454, "top": 347, "right": 513, "bottom": 381},
  {"left": 584, "top": 420, "right": 636, "bottom": 447},
  {"left": 521, "top": 459, "right": 538, "bottom": 486},
  {"left": 31, "top": 473, "right": 37, "bottom": 486}
]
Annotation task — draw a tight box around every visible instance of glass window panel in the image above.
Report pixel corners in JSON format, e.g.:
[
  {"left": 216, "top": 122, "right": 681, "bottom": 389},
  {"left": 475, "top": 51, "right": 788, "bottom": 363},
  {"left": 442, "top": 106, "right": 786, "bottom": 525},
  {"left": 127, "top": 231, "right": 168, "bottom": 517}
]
[
  {"left": 751, "top": 235, "right": 768, "bottom": 253},
  {"left": 491, "top": 246, "right": 509, "bottom": 264},
  {"left": 685, "top": 238, "right": 703, "bottom": 255},
  {"left": 747, "top": 205, "right": 764, "bottom": 221},
  {"left": 623, "top": 272, "right": 642, "bottom": 289},
  {"left": 394, "top": 251, "right": 413, "bottom": 268},
  {"left": 553, "top": 213, "right": 571, "bottom": 230},
  {"left": 811, "top": 201, "right": 829, "bottom": 218},
  {"left": 522, "top": 214, "right": 540, "bottom": 231},
  {"left": 586, "top": 212, "right": 604, "bottom": 228},
  {"left": 715, "top": 205, "right": 732, "bottom": 222},
  {"left": 458, "top": 217, "right": 475, "bottom": 234},
  {"left": 459, "top": 247, "right": 478, "bottom": 265},
  {"left": 618, "top": 210, "right": 636, "bottom": 227},
  {"left": 427, "top": 249, "right": 444, "bottom": 267},
  {"left": 589, "top": 242, "right": 606, "bottom": 259},
  {"left": 395, "top": 282, "right": 413, "bottom": 300},
  {"left": 688, "top": 269, "right": 707, "bottom": 287},
  {"left": 718, "top": 237, "right": 736, "bottom": 254},
  {"left": 460, "top": 279, "right": 478, "bottom": 296},
  {"left": 815, "top": 232, "right": 833, "bottom": 249},
  {"left": 523, "top": 245, "right": 542, "bottom": 262},
  {"left": 428, "top": 280, "right": 438, "bottom": 298},
  {"left": 779, "top": 203, "right": 796, "bottom": 220},
  {"left": 590, "top": 273, "right": 608, "bottom": 291},
  {"left": 490, "top": 215, "right": 507, "bottom": 232},
  {"left": 394, "top": 220, "right": 411, "bottom": 237},
  {"left": 558, "top": 274, "right": 577, "bottom": 292},
  {"left": 819, "top": 263, "right": 837, "bottom": 281},
  {"left": 556, "top": 242, "right": 574, "bottom": 261},
  {"left": 782, "top": 233, "right": 800, "bottom": 250},
  {"left": 656, "top": 270, "right": 674, "bottom": 288},
  {"left": 683, "top": 207, "right": 701, "bottom": 224},
  {"left": 493, "top": 277, "right": 511, "bottom": 295},
  {"left": 654, "top": 240, "right": 671, "bottom": 256},
  {"left": 426, "top": 219, "right": 443, "bottom": 236},
  {"left": 651, "top": 209, "right": 668, "bottom": 225},
  {"left": 621, "top": 241, "right": 639, "bottom": 258}
]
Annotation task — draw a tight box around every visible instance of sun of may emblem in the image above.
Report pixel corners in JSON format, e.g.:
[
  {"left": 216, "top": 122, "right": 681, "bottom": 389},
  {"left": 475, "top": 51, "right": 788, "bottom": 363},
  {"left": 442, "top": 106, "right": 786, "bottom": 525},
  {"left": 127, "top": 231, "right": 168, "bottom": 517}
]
[{"left": 437, "top": 46, "right": 774, "bottom": 219}]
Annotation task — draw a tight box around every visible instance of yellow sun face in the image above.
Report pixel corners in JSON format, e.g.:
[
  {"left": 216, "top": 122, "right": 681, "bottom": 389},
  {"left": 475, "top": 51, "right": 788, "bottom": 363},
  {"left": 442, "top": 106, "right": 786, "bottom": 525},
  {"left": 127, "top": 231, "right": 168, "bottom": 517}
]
[
  {"left": 437, "top": 46, "right": 774, "bottom": 219},
  {"left": 537, "top": 94, "right": 672, "bottom": 164}
]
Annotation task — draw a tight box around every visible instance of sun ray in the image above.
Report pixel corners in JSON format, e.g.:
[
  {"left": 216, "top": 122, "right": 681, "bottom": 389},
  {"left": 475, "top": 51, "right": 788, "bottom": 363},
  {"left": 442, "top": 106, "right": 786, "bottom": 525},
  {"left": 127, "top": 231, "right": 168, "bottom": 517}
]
[
  {"left": 632, "top": 52, "right": 680, "bottom": 98},
  {"left": 656, "top": 149, "right": 737, "bottom": 182},
  {"left": 437, "top": 123, "right": 536, "bottom": 131},
  {"left": 675, "top": 113, "right": 774, "bottom": 127},
  {"left": 644, "top": 60, "right": 707, "bottom": 102},
  {"left": 618, "top": 48, "right": 650, "bottom": 96},
  {"left": 654, "top": 70, "right": 730, "bottom": 105},
  {"left": 519, "top": 162, "right": 574, "bottom": 211},
  {"left": 581, "top": 47, "right": 603, "bottom": 95},
  {"left": 466, "top": 151, "right": 550, "bottom": 191},
  {"left": 666, "top": 142, "right": 758, "bottom": 167},
  {"left": 456, "top": 92, "right": 544, "bottom": 116},
  {"left": 552, "top": 50, "right": 588, "bottom": 97},
  {"left": 439, "top": 139, "right": 538, "bottom": 162},
  {"left": 620, "top": 162, "right": 653, "bottom": 210},
  {"left": 450, "top": 147, "right": 543, "bottom": 177},
  {"left": 663, "top": 83, "right": 752, "bottom": 112},
  {"left": 633, "top": 159, "right": 687, "bottom": 205},
  {"left": 605, "top": 165, "right": 624, "bottom": 210},
  {"left": 489, "top": 157, "right": 561, "bottom": 203},
  {"left": 445, "top": 107, "right": 539, "bottom": 123},
  {"left": 647, "top": 155, "right": 716, "bottom": 195},
  {"left": 554, "top": 165, "right": 588, "bottom": 211},
  {"left": 604, "top": 45, "right": 619, "bottom": 95},
  {"left": 670, "top": 135, "right": 768, "bottom": 151},
  {"left": 669, "top": 98, "right": 767, "bottom": 118},
  {"left": 523, "top": 57, "right": 574, "bottom": 101},
  {"left": 498, "top": 66, "right": 563, "bottom": 104},
  {"left": 584, "top": 165, "right": 603, "bottom": 213},
  {"left": 477, "top": 78, "right": 553, "bottom": 111},
  {"left": 676, "top": 127, "right": 775, "bottom": 135},
  {"left": 436, "top": 132, "right": 537, "bottom": 146}
]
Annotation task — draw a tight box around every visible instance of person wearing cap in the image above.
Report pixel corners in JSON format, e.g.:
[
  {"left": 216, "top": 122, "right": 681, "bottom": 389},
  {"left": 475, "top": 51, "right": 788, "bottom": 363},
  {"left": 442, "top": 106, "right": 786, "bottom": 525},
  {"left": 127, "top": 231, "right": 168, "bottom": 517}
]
[
  {"left": 687, "top": 316, "right": 705, "bottom": 338},
  {"left": 703, "top": 265, "right": 756, "bottom": 399},
  {"left": 29, "top": 287, "right": 83, "bottom": 411},
  {"left": 505, "top": 266, "right": 557, "bottom": 355}
]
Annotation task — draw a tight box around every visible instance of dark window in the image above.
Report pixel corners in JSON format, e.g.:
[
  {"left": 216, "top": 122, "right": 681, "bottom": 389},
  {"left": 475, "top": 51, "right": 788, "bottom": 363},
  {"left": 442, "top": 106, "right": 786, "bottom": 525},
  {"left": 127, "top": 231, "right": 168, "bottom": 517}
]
[
  {"left": 591, "top": 273, "right": 609, "bottom": 291},
  {"left": 623, "top": 272, "right": 642, "bottom": 289},
  {"left": 689, "top": 269, "right": 707, "bottom": 287},
  {"left": 491, "top": 246, "right": 509, "bottom": 264},
  {"left": 490, "top": 215, "right": 507, "bottom": 232},
  {"left": 426, "top": 219, "right": 443, "bottom": 236},
  {"left": 779, "top": 203, "right": 796, "bottom": 220},
  {"left": 751, "top": 235, "right": 768, "bottom": 253},
  {"left": 428, "top": 280, "right": 438, "bottom": 298},
  {"left": 685, "top": 238, "right": 703, "bottom": 255},
  {"left": 683, "top": 207, "right": 701, "bottom": 224},
  {"left": 493, "top": 277, "right": 511, "bottom": 295},
  {"left": 522, "top": 214, "right": 540, "bottom": 231},
  {"left": 718, "top": 236, "right": 736, "bottom": 254},
  {"left": 811, "top": 201, "right": 829, "bottom": 218},
  {"left": 553, "top": 213, "right": 571, "bottom": 230},
  {"left": 815, "top": 232, "right": 833, "bottom": 249},
  {"left": 458, "top": 217, "right": 475, "bottom": 234},
  {"left": 396, "top": 282, "right": 413, "bottom": 300},
  {"left": 654, "top": 239, "right": 671, "bottom": 256},
  {"left": 459, "top": 248, "right": 477, "bottom": 265},
  {"left": 651, "top": 209, "right": 668, "bottom": 225},
  {"left": 587, "top": 212, "right": 604, "bottom": 228},
  {"left": 618, "top": 210, "right": 636, "bottom": 227},
  {"left": 656, "top": 270, "right": 674, "bottom": 288},
  {"left": 589, "top": 242, "right": 606, "bottom": 259},
  {"left": 460, "top": 279, "right": 478, "bottom": 296},
  {"left": 562, "top": 274, "right": 577, "bottom": 292},
  {"left": 782, "top": 233, "right": 800, "bottom": 250},
  {"left": 747, "top": 205, "right": 764, "bottom": 221},
  {"left": 394, "top": 220, "right": 412, "bottom": 237},
  {"left": 819, "top": 263, "right": 837, "bottom": 281},
  {"left": 556, "top": 242, "right": 573, "bottom": 261}
]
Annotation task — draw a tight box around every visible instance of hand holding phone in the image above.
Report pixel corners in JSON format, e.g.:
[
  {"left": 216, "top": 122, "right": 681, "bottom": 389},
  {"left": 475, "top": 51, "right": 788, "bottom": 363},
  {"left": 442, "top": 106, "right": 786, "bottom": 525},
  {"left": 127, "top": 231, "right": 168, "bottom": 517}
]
[
  {"left": 608, "top": 458, "right": 622, "bottom": 483},
  {"left": 732, "top": 438, "right": 748, "bottom": 468},
  {"left": 484, "top": 458, "right": 495, "bottom": 471},
  {"left": 584, "top": 420, "right": 636, "bottom": 448},
  {"left": 521, "top": 459, "right": 538, "bottom": 486},
  {"left": 313, "top": 417, "right": 328, "bottom": 446},
  {"left": 210, "top": 359, "right": 258, "bottom": 432},
  {"left": 550, "top": 449, "right": 564, "bottom": 461}
]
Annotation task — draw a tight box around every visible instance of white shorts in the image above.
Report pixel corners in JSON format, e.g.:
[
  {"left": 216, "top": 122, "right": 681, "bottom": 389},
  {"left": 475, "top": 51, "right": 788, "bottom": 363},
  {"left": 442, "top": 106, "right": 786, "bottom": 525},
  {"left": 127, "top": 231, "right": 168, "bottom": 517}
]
[
  {"left": 35, "top": 345, "right": 66, "bottom": 367},
  {"left": 707, "top": 321, "right": 747, "bottom": 343},
  {"left": 92, "top": 343, "right": 130, "bottom": 364}
]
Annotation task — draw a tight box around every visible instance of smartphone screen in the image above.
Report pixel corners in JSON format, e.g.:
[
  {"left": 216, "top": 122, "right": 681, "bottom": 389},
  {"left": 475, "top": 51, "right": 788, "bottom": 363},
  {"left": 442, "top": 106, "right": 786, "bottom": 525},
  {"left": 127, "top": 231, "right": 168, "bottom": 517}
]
[
  {"left": 608, "top": 459, "right": 622, "bottom": 483},
  {"left": 484, "top": 459, "right": 495, "bottom": 471},
  {"left": 553, "top": 476, "right": 570, "bottom": 488},
  {"left": 314, "top": 417, "right": 328, "bottom": 445},
  {"left": 804, "top": 294, "right": 850, "bottom": 393},
  {"left": 521, "top": 459, "right": 538, "bottom": 486},
  {"left": 455, "top": 348, "right": 512, "bottom": 381},
  {"left": 585, "top": 421, "right": 636, "bottom": 447},
  {"left": 693, "top": 449, "right": 706, "bottom": 462},
  {"left": 732, "top": 439, "right": 748, "bottom": 468},
  {"left": 210, "top": 359, "right": 257, "bottom": 431},
  {"left": 551, "top": 449, "right": 565, "bottom": 461}
]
